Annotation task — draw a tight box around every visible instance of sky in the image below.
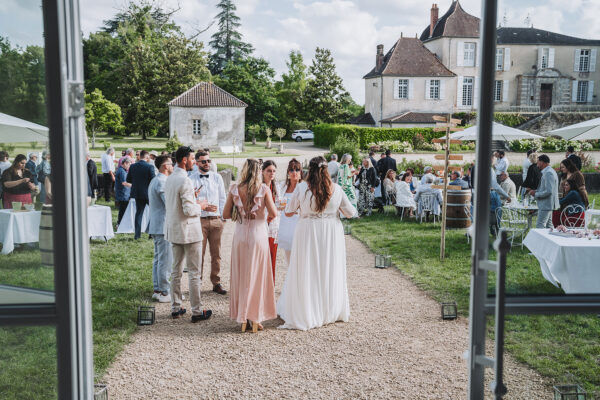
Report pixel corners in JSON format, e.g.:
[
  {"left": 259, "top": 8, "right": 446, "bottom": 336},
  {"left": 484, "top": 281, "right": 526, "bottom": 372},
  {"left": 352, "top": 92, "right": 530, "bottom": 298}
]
[{"left": 3, "top": 0, "right": 600, "bottom": 105}]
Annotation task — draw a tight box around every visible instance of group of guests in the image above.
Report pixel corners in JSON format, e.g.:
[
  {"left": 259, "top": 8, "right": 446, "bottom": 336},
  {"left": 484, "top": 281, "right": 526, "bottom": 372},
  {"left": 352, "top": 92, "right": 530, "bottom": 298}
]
[
  {"left": 0, "top": 150, "right": 52, "bottom": 209},
  {"left": 519, "top": 146, "right": 588, "bottom": 228},
  {"left": 154, "top": 147, "right": 356, "bottom": 332}
]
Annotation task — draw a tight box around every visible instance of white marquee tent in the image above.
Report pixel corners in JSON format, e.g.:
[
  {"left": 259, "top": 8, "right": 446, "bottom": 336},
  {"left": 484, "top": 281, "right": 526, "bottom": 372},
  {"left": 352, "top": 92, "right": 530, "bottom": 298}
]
[
  {"left": 450, "top": 122, "right": 542, "bottom": 141},
  {"left": 0, "top": 112, "right": 49, "bottom": 143},
  {"left": 545, "top": 117, "right": 600, "bottom": 140}
]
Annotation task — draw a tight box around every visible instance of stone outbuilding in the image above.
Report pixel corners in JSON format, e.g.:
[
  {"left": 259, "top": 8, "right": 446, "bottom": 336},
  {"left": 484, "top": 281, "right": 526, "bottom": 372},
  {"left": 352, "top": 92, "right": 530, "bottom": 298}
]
[{"left": 168, "top": 82, "right": 247, "bottom": 150}]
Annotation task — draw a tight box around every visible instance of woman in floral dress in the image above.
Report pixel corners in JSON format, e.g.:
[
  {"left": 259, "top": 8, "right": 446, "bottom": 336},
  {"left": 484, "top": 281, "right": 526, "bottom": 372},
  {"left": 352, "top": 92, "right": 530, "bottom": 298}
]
[{"left": 337, "top": 154, "right": 356, "bottom": 207}]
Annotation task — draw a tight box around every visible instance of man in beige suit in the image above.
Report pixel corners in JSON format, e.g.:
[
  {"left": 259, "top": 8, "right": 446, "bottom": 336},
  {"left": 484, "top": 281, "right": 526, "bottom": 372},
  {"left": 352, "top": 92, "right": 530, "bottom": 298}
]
[{"left": 164, "top": 146, "right": 214, "bottom": 322}]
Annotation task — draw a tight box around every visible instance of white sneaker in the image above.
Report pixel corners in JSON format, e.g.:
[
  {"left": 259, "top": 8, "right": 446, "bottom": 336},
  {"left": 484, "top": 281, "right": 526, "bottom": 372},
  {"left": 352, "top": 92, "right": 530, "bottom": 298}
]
[
  {"left": 151, "top": 292, "right": 160, "bottom": 301},
  {"left": 181, "top": 294, "right": 185, "bottom": 301},
  {"left": 158, "top": 293, "right": 171, "bottom": 303}
]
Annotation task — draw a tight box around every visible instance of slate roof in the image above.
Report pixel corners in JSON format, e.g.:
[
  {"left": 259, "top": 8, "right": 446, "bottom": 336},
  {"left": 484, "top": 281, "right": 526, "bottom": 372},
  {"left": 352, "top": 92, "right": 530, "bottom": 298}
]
[
  {"left": 347, "top": 113, "right": 376, "bottom": 125},
  {"left": 420, "top": 1, "right": 480, "bottom": 42},
  {"left": 363, "top": 37, "right": 455, "bottom": 79},
  {"left": 168, "top": 82, "right": 247, "bottom": 107},
  {"left": 497, "top": 27, "right": 600, "bottom": 46},
  {"left": 380, "top": 112, "right": 442, "bottom": 124}
]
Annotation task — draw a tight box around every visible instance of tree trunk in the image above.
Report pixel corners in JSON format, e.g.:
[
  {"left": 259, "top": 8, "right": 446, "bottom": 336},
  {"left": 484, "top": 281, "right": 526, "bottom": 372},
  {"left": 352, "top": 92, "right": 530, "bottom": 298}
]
[{"left": 91, "top": 129, "right": 96, "bottom": 149}]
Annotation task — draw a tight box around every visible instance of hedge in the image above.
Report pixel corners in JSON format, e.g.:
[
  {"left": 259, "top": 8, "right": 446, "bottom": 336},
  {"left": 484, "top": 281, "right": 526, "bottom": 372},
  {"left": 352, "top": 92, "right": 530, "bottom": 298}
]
[{"left": 313, "top": 124, "right": 446, "bottom": 149}]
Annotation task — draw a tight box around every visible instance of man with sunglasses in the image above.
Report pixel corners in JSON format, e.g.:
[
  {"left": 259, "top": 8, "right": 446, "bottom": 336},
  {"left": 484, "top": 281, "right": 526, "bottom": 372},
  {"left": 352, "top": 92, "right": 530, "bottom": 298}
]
[{"left": 190, "top": 150, "right": 227, "bottom": 295}]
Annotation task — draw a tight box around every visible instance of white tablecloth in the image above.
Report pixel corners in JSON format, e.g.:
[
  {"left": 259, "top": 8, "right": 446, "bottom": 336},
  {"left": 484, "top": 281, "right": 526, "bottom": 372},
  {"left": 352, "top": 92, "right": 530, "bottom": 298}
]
[
  {"left": 523, "top": 228, "right": 600, "bottom": 294},
  {"left": 0, "top": 209, "right": 41, "bottom": 254},
  {"left": 87, "top": 205, "right": 114, "bottom": 240},
  {"left": 116, "top": 199, "right": 149, "bottom": 234}
]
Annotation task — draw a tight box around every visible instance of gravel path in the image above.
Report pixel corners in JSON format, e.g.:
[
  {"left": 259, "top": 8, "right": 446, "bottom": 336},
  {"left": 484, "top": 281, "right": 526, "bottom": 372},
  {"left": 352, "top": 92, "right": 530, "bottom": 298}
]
[{"left": 103, "top": 222, "right": 551, "bottom": 399}]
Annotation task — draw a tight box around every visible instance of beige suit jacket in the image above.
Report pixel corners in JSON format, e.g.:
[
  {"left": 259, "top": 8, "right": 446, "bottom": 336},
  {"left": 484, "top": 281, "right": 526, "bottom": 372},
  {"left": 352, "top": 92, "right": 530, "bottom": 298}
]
[{"left": 164, "top": 168, "right": 203, "bottom": 244}]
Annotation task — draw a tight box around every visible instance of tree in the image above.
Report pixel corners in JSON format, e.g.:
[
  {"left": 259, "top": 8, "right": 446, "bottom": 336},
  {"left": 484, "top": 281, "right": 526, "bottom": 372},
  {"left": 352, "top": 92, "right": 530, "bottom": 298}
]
[
  {"left": 275, "top": 51, "right": 308, "bottom": 132},
  {"left": 83, "top": 1, "right": 211, "bottom": 138},
  {"left": 84, "top": 89, "right": 124, "bottom": 148},
  {"left": 0, "top": 37, "right": 46, "bottom": 125},
  {"left": 304, "top": 48, "right": 351, "bottom": 124},
  {"left": 209, "top": 0, "right": 253, "bottom": 74},
  {"left": 215, "top": 56, "right": 278, "bottom": 128}
]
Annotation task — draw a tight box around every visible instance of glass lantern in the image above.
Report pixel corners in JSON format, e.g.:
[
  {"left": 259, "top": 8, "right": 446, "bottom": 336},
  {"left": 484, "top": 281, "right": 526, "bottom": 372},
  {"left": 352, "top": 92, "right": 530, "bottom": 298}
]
[
  {"left": 441, "top": 301, "right": 458, "bottom": 320},
  {"left": 137, "top": 306, "right": 155, "bottom": 326},
  {"left": 94, "top": 384, "right": 108, "bottom": 400},
  {"left": 553, "top": 385, "right": 587, "bottom": 400}
]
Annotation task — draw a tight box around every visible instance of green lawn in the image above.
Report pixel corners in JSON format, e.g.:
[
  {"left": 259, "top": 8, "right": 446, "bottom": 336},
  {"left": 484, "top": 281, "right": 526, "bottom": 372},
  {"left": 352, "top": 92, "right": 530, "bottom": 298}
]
[{"left": 347, "top": 193, "right": 600, "bottom": 393}]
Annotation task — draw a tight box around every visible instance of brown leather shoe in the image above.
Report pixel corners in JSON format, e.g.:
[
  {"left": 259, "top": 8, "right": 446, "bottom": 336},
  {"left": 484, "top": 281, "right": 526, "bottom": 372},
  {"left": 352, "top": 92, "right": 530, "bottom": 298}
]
[{"left": 212, "top": 284, "right": 227, "bottom": 295}]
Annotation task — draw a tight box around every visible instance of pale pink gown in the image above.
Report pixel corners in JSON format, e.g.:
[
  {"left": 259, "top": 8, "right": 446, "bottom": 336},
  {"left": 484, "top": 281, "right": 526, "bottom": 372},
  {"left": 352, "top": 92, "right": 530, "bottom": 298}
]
[{"left": 229, "top": 183, "right": 277, "bottom": 324}]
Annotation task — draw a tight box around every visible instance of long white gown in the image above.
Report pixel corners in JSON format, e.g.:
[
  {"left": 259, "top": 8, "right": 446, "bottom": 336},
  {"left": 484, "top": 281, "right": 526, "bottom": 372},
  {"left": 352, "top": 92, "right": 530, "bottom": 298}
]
[{"left": 277, "top": 182, "right": 356, "bottom": 330}]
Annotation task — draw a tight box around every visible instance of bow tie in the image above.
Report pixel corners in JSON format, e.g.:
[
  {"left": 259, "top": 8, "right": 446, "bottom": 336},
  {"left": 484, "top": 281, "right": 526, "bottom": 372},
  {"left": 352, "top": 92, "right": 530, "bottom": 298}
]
[{"left": 199, "top": 174, "right": 209, "bottom": 178}]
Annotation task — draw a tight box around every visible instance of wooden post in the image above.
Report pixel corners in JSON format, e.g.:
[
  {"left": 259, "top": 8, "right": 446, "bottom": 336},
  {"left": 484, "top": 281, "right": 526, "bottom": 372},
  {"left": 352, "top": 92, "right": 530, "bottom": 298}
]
[{"left": 440, "top": 117, "right": 450, "bottom": 260}]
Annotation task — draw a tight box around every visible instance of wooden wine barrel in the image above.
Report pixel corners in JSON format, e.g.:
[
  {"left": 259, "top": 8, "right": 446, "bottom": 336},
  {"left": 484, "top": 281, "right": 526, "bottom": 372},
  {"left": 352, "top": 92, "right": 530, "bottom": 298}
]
[
  {"left": 39, "top": 205, "right": 53, "bottom": 267},
  {"left": 445, "top": 190, "right": 472, "bottom": 229}
]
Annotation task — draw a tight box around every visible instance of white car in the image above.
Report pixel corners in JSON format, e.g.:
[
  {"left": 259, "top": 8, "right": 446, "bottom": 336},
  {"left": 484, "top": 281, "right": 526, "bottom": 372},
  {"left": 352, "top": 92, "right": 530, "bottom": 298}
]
[{"left": 291, "top": 129, "right": 314, "bottom": 142}]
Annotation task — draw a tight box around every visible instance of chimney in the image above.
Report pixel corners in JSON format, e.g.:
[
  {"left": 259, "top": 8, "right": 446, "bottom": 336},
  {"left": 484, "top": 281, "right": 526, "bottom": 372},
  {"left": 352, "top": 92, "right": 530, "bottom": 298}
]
[
  {"left": 376, "top": 44, "right": 384, "bottom": 70},
  {"left": 430, "top": 4, "right": 439, "bottom": 37}
]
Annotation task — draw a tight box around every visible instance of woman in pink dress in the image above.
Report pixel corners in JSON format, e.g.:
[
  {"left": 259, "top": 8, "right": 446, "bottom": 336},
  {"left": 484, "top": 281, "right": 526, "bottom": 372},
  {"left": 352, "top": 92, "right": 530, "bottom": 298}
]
[{"left": 223, "top": 158, "right": 278, "bottom": 332}]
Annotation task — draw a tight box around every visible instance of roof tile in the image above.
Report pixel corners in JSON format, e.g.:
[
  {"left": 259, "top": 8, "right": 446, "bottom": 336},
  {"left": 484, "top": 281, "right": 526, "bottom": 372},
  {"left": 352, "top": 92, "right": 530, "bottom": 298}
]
[{"left": 168, "top": 82, "right": 247, "bottom": 108}]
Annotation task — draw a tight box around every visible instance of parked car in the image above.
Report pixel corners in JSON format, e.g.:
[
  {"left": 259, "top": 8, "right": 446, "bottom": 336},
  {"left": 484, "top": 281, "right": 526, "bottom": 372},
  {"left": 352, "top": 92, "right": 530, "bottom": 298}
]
[{"left": 291, "top": 129, "right": 314, "bottom": 142}]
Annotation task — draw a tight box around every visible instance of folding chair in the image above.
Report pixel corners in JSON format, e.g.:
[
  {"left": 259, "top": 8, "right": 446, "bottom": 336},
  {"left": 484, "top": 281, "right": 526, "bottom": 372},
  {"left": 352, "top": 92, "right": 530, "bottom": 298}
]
[
  {"left": 418, "top": 193, "right": 439, "bottom": 224},
  {"left": 496, "top": 207, "right": 528, "bottom": 248}
]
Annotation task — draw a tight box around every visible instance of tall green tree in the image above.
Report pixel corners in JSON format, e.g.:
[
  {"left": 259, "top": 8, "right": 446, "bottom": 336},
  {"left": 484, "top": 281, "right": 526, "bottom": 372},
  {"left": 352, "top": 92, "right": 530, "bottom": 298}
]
[
  {"left": 275, "top": 51, "right": 308, "bottom": 132},
  {"left": 304, "top": 47, "right": 351, "bottom": 124},
  {"left": 84, "top": 89, "right": 124, "bottom": 148},
  {"left": 83, "top": 1, "right": 210, "bottom": 138},
  {"left": 0, "top": 37, "right": 46, "bottom": 125},
  {"left": 215, "top": 56, "right": 277, "bottom": 128},
  {"left": 209, "top": 0, "right": 253, "bottom": 74}
]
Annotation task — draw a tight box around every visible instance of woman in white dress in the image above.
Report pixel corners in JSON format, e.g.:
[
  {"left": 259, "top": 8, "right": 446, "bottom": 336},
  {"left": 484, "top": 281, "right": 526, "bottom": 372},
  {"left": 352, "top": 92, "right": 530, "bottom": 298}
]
[
  {"left": 277, "top": 156, "right": 357, "bottom": 331},
  {"left": 277, "top": 158, "right": 303, "bottom": 264},
  {"left": 394, "top": 172, "right": 416, "bottom": 218}
]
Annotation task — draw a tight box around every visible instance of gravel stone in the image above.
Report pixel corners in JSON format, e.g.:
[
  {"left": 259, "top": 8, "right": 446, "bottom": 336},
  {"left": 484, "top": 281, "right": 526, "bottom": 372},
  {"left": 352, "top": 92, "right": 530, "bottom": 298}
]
[{"left": 103, "top": 222, "right": 551, "bottom": 399}]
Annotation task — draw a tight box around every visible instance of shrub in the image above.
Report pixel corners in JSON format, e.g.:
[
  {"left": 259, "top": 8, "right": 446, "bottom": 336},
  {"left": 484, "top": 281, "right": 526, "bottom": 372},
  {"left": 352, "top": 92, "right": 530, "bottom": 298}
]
[
  {"left": 165, "top": 133, "right": 183, "bottom": 153},
  {"left": 412, "top": 133, "right": 425, "bottom": 149},
  {"left": 418, "top": 142, "right": 443, "bottom": 151},
  {"left": 327, "top": 134, "right": 360, "bottom": 166},
  {"left": 30, "top": 141, "right": 38, "bottom": 149},
  {"left": 493, "top": 113, "right": 528, "bottom": 127},
  {"left": 313, "top": 124, "right": 444, "bottom": 149},
  {"left": 0, "top": 143, "right": 16, "bottom": 153},
  {"left": 370, "top": 140, "right": 413, "bottom": 153},
  {"left": 397, "top": 158, "right": 427, "bottom": 175}
]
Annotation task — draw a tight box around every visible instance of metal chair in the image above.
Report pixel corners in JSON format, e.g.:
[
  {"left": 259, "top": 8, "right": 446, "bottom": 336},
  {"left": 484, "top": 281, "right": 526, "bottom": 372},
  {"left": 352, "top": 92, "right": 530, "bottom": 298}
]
[
  {"left": 560, "top": 204, "right": 586, "bottom": 228},
  {"left": 418, "top": 193, "right": 439, "bottom": 224},
  {"left": 496, "top": 207, "right": 528, "bottom": 248},
  {"left": 589, "top": 198, "right": 595, "bottom": 210}
]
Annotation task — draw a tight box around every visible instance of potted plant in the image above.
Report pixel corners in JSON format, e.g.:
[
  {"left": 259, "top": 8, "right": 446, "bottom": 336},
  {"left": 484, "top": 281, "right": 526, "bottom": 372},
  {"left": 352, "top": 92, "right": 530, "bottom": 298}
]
[
  {"left": 265, "top": 128, "right": 273, "bottom": 149},
  {"left": 248, "top": 124, "right": 259, "bottom": 145},
  {"left": 274, "top": 128, "right": 286, "bottom": 153}
]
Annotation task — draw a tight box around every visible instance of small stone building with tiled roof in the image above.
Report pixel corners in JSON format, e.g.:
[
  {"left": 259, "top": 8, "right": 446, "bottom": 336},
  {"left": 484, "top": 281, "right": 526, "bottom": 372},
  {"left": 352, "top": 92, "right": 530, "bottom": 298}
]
[
  {"left": 168, "top": 82, "right": 247, "bottom": 149},
  {"left": 358, "top": 1, "right": 600, "bottom": 128}
]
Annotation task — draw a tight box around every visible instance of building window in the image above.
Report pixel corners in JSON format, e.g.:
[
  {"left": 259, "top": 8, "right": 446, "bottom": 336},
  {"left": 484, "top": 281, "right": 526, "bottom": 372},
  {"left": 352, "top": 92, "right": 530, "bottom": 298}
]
[
  {"left": 577, "top": 81, "right": 589, "bottom": 102},
  {"left": 495, "top": 48, "right": 504, "bottom": 71},
  {"left": 464, "top": 43, "right": 476, "bottom": 67},
  {"left": 193, "top": 119, "right": 201, "bottom": 135},
  {"left": 430, "top": 80, "right": 440, "bottom": 99},
  {"left": 398, "top": 79, "right": 408, "bottom": 99},
  {"left": 494, "top": 80, "right": 503, "bottom": 102},
  {"left": 579, "top": 49, "right": 591, "bottom": 72},
  {"left": 541, "top": 48, "right": 549, "bottom": 68},
  {"left": 462, "top": 77, "right": 474, "bottom": 106}
]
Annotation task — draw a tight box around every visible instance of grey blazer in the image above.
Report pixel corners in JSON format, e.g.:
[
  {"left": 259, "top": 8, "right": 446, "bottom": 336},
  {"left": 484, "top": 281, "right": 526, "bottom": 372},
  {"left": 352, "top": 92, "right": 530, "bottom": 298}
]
[
  {"left": 147, "top": 173, "right": 167, "bottom": 235},
  {"left": 535, "top": 166, "right": 559, "bottom": 211}
]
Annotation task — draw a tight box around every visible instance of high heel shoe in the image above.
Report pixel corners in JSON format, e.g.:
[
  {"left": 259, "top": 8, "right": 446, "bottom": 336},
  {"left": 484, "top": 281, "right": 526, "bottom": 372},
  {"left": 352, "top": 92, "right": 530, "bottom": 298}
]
[
  {"left": 241, "top": 322, "right": 247, "bottom": 332},
  {"left": 252, "top": 321, "right": 258, "bottom": 333}
]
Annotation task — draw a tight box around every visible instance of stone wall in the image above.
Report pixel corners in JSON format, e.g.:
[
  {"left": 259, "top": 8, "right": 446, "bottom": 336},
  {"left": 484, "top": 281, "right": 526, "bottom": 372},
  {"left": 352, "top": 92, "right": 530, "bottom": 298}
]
[
  {"left": 521, "top": 112, "right": 600, "bottom": 135},
  {"left": 168, "top": 106, "right": 245, "bottom": 150}
]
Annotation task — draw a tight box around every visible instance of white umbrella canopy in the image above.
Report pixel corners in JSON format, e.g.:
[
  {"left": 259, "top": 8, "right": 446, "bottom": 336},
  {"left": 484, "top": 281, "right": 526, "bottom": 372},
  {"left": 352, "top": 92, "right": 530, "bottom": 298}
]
[
  {"left": 449, "top": 122, "right": 543, "bottom": 141},
  {"left": 0, "top": 112, "right": 49, "bottom": 143},
  {"left": 545, "top": 117, "right": 600, "bottom": 140}
]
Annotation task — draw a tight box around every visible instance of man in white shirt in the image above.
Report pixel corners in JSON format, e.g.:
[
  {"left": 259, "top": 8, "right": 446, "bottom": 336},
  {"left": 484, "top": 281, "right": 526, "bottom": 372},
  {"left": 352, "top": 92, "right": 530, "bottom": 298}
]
[
  {"left": 499, "top": 172, "right": 517, "bottom": 203},
  {"left": 203, "top": 148, "right": 218, "bottom": 173},
  {"left": 100, "top": 147, "right": 116, "bottom": 201},
  {"left": 494, "top": 150, "right": 509, "bottom": 181},
  {"left": 421, "top": 166, "right": 435, "bottom": 185},
  {"left": 522, "top": 149, "right": 532, "bottom": 182},
  {"left": 189, "top": 150, "right": 227, "bottom": 295},
  {"left": 0, "top": 151, "right": 11, "bottom": 175},
  {"left": 327, "top": 154, "right": 340, "bottom": 181}
]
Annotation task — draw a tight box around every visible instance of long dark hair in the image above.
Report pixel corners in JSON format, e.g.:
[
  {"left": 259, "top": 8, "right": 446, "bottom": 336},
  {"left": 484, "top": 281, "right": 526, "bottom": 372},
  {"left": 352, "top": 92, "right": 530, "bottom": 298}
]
[
  {"left": 560, "top": 158, "right": 577, "bottom": 175},
  {"left": 10, "top": 154, "right": 27, "bottom": 174},
  {"left": 262, "top": 159, "right": 278, "bottom": 198},
  {"left": 306, "top": 156, "right": 332, "bottom": 213},
  {"left": 564, "top": 178, "right": 578, "bottom": 193},
  {"left": 284, "top": 158, "right": 303, "bottom": 190}
]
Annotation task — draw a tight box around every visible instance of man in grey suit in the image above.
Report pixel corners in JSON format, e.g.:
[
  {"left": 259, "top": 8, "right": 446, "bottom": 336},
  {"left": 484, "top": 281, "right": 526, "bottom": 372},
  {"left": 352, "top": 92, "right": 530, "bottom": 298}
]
[
  {"left": 148, "top": 155, "right": 174, "bottom": 303},
  {"left": 529, "top": 154, "right": 559, "bottom": 228},
  {"left": 164, "top": 146, "right": 213, "bottom": 322}
]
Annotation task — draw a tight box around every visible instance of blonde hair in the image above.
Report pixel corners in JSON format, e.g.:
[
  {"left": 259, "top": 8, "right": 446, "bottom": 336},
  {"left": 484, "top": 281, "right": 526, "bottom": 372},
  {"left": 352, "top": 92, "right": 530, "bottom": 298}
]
[
  {"left": 528, "top": 152, "right": 538, "bottom": 164},
  {"left": 362, "top": 157, "right": 373, "bottom": 169},
  {"left": 236, "top": 159, "right": 262, "bottom": 220}
]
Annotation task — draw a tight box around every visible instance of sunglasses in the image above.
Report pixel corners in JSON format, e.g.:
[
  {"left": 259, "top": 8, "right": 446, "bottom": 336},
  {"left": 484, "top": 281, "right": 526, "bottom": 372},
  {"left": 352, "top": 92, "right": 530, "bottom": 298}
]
[
  {"left": 288, "top": 168, "right": 301, "bottom": 172},
  {"left": 199, "top": 159, "right": 211, "bottom": 164}
]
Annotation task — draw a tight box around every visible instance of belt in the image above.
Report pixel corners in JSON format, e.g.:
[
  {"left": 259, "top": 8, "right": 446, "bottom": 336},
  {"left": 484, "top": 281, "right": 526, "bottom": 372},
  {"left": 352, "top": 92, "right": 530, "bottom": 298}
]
[
  {"left": 300, "top": 213, "right": 338, "bottom": 219},
  {"left": 201, "top": 216, "right": 220, "bottom": 220}
]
